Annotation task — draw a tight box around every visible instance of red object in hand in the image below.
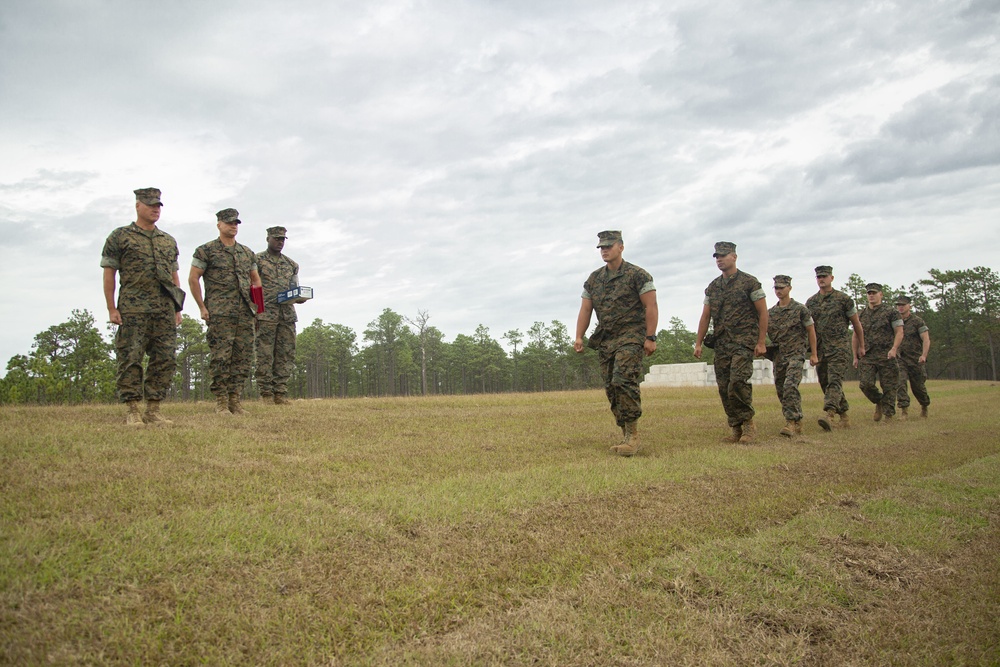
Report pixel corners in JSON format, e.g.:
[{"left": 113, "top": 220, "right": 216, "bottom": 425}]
[{"left": 251, "top": 285, "right": 265, "bottom": 313}]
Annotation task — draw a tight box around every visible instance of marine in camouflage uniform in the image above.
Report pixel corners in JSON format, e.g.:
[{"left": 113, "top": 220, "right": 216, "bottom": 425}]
[
  {"left": 806, "top": 265, "right": 864, "bottom": 431},
  {"left": 894, "top": 295, "right": 931, "bottom": 418},
  {"left": 695, "top": 242, "right": 768, "bottom": 444},
  {"left": 766, "top": 275, "right": 818, "bottom": 436},
  {"left": 255, "top": 226, "right": 300, "bottom": 404},
  {"left": 101, "top": 188, "right": 185, "bottom": 426},
  {"left": 855, "top": 283, "right": 904, "bottom": 421},
  {"left": 188, "top": 208, "right": 262, "bottom": 415},
  {"left": 574, "top": 231, "right": 658, "bottom": 457}
]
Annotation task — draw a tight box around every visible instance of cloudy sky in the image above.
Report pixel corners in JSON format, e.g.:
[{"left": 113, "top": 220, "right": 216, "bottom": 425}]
[{"left": 1, "top": 0, "right": 998, "bottom": 370}]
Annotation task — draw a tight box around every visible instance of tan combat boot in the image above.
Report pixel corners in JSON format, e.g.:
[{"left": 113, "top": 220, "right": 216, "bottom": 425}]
[
  {"left": 720, "top": 424, "right": 742, "bottom": 443},
  {"left": 229, "top": 393, "right": 248, "bottom": 416},
  {"left": 613, "top": 422, "right": 639, "bottom": 457},
  {"left": 818, "top": 410, "right": 836, "bottom": 432},
  {"left": 920, "top": 405, "right": 928, "bottom": 418},
  {"left": 125, "top": 400, "right": 145, "bottom": 427},
  {"left": 793, "top": 420, "right": 803, "bottom": 436},
  {"left": 273, "top": 394, "right": 291, "bottom": 405},
  {"left": 260, "top": 393, "right": 274, "bottom": 404},
  {"left": 839, "top": 412, "right": 850, "bottom": 429},
  {"left": 873, "top": 405, "right": 882, "bottom": 422},
  {"left": 899, "top": 407, "right": 909, "bottom": 420},
  {"left": 215, "top": 394, "right": 231, "bottom": 415},
  {"left": 143, "top": 400, "right": 173, "bottom": 425},
  {"left": 780, "top": 420, "right": 796, "bottom": 438},
  {"left": 738, "top": 419, "right": 757, "bottom": 444}
]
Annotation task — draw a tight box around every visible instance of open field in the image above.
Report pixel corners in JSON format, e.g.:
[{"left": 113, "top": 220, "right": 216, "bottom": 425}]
[{"left": 2, "top": 381, "right": 999, "bottom": 665}]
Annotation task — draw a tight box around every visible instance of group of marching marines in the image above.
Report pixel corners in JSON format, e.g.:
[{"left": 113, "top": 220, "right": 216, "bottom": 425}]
[{"left": 102, "top": 188, "right": 931, "bottom": 449}]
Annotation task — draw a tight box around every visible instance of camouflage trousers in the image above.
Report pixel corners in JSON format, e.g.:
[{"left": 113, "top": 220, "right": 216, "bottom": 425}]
[
  {"left": 859, "top": 352, "right": 900, "bottom": 418},
  {"left": 896, "top": 357, "right": 930, "bottom": 409},
  {"left": 816, "top": 344, "right": 851, "bottom": 415},
  {"left": 714, "top": 343, "right": 755, "bottom": 427},
  {"left": 114, "top": 311, "right": 177, "bottom": 403},
  {"left": 773, "top": 352, "right": 806, "bottom": 421},
  {"left": 255, "top": 319, "right": 296, "bottom": 395},
  {"left": 598, "top": 343, "right": 644, "bottom": 427},
  {"left": 207, "top": 312, "right": 255, "bottom": 398}
]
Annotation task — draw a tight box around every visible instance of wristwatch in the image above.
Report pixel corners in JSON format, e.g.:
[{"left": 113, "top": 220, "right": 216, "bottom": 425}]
[{"left": 646, "top": 335, "right": 657, "bottom": 342}]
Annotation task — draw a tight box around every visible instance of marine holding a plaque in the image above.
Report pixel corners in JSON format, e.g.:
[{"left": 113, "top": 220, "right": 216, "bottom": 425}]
[
  {"left": 254, "top": 226, "right": 305, "bottom": 405},
  {"left": 101, "top": 187, "right": 186, "bottom": 427}
]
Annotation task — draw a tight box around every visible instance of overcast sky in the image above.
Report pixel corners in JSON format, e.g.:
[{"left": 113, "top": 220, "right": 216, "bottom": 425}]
[{"left": 1, "top": 0, "right": 998, "bottom": 372}]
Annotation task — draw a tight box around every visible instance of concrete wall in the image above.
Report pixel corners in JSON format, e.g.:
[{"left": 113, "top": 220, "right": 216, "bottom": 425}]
[{"left": 642, "top": 359, "right": 819, "bottom": 387}]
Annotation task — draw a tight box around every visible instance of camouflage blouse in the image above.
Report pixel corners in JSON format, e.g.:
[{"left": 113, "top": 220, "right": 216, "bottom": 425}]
[
  {"left": 583, "top": 261, "right": 655, "bottom": 350},
  {"left": 767, "top": 299, "right": 814, "bottom": 357},
  {"left": 899, "top": 313, "right": 929, "bottom": 361},
  {"left": 704, "top": 270, "right": 766, "bottom": 350},
  {"left": 805, "top": 289, "right": 857, "bottom": 351},
  {"left": 100, "top": 223, "right": 180, "bottom": 315},
  {"left": 256, "top": 251, "right": 299, "bottom": 323},
  {"left": 858, "top": 303, "right": 904, "bottom": 355},
  {"left": 192, "top": 239, "right": 258, "bottom": 317}
]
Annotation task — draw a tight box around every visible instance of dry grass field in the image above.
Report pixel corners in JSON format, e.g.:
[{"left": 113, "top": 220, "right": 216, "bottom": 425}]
[{"left": 2, "top": 381, "right": 999, "bottom": 665}]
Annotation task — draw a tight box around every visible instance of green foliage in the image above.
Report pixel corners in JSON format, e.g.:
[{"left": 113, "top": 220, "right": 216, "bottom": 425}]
[
  {"left": 646, "top": 316, "right": 713, "bottom": 370},
  {"left": 5, "top": 265, "right": 998, "bottom": 402},
  {"left": 173, "top": 315, "right": 210, "bottom": 400},
  {"left": 0, "top": 309, "right": 115, "bottom": 404}
]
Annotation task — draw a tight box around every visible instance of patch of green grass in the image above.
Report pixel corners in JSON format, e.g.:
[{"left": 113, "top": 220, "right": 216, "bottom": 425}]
[{"left": 2, "top": 381, "right": 998, "bottom": 665}]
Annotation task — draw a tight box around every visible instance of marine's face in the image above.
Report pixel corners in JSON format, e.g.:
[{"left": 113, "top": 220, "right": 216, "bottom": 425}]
[
  {"left": 816, "top": 274, "right": 833, "bottom": 291},
  {"left": 714, "top": 252, "right": 736, "bottom": 273},
  {"left": 867, "top": 290, "right": 882, "bottom": 307},
  {"left": 136, "top": 201, "right": 161, "bottom": 225},
  {"left": 896, "top": 302, "right": 911, "bottom": 317},
  {"left": 600, "top": 242, "right": 623, "bottom": 264},
  {"left": 267, "top": 236, "right": 285, "bottom": 253},
  {"left": 218, "top": 219, "right": 239, "bottom": 238},
  {"left": 774, "top": 285, "right": 790, "bottom": 300}
]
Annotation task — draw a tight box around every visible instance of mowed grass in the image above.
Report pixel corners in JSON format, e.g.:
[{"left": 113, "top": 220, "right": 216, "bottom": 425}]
[{"left": 2, "top": 381, "right": 999, "bottom": 665}]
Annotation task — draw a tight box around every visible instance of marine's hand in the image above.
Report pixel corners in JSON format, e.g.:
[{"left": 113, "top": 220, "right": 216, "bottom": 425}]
[
  {"left": 754, "top": 341, "right": 767, "bottom": 357},
  {"left": 693, "top": 343, "right": 703, "bottom": 359},
  {"left": 108, "top": 308, "right": 122, "bottom": 325},
  {"left": 175, "top": 311, "right": 182, "bottom": 326},
  {"left": 643, "top": 340, "right": 656, "bottom": 357},
  {"left": 809, "top": 354, "right": 819, "bottom": 367},
  {"left": 199, "top": 305, "right": 210, "bottom": 321},
  {"left": 573, "top": 338, "right": 585, "bottom": 353}
]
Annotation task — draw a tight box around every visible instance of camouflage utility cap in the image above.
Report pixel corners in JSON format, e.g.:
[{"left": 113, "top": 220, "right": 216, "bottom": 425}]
[
  {"left": 216, "top": 208, "right": 241, "bottom": 224},
  {"left": 596, "top": 230, "right": 623, "bottom": 248},
  {"left": 814, "top": 265, "right": 833, "bottom": 277},
  {"left": 865, "top": 282, "right": 883, "bottom": 293},
  {"left": 713, "top": 241, "right": 736, "bottom": 257},
  {"left": 895, "top": 295, "right": 911, "bottom": 305},
  {"left": 773, "top": 275, "right": 792, "bottom": 287},
  {"left": 134, "top": 188, "right": 163, "bottom": 206},
  {"left": 266, "top": 226, "right": 287, "bottom": 238}
]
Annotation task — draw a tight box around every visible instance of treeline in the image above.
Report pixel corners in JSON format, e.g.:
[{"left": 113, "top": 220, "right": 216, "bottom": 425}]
[{"left": 1, "top": 267, "right": 997, "bottom": 404}]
